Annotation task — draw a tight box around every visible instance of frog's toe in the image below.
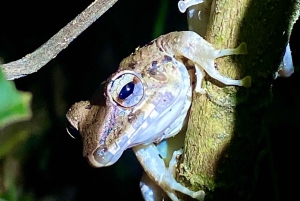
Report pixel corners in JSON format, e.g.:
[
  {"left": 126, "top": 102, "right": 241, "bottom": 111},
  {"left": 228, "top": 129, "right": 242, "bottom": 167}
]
[
  {"left": 168, "top": 149, "right": 183, "bottom": 174},
  {"left": 241, "top": 76, "right": 251, "bottom": 88},
  {"left": 194, "top": 190, "right": 205, "bottom": 201},
  {"left": 195, "top": 87, "right": 207, "bottom": 94},
  {"left": 178, "top": 0, "right": 204, "bottom": 13},
  {"left": 235, "top": 42, "right": 248, "bottom": 55}
]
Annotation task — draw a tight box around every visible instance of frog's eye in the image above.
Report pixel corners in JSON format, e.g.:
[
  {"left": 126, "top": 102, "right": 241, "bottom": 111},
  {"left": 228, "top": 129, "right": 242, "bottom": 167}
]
[{"left": 107, "top": 72, "right": 144, "bottom": 108}]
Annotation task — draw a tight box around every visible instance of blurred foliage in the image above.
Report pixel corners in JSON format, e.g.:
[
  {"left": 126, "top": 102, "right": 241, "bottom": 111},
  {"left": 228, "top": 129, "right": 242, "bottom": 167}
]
[
  {"left": 0, "top": 0, "right": 299, "bottom": 201},
  {"left": 0, "top": 69, "right": 31, "bottom": 131},
  {"left": 0, "top": 68, "right": 32, "bottom": 200}
]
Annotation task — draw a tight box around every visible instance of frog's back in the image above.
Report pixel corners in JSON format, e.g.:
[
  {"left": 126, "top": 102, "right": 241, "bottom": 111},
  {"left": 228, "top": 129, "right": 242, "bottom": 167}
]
[{"left": 118, "top": 39, "right": 168, "bottom": 75}]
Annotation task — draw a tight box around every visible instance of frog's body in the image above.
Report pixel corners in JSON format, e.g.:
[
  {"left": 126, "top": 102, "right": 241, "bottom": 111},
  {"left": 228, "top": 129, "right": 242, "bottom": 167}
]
[{"left": 66, "top": 31, "right": 250, "bottom": 201}]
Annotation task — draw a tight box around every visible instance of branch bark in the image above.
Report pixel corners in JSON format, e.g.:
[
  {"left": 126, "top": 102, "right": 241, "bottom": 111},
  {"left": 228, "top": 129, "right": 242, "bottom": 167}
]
[
  {"left": 0, "top": 0, "right": 118, "bottom": 80},
  {"left": 180, "top": 0, "right": 299, "bottom": 200}
]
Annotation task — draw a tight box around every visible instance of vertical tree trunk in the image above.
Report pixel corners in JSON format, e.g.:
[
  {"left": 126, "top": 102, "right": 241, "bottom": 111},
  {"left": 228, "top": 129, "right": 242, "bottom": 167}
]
[{"left": 179, "top": 0, "right": 299, "bottom": 200}]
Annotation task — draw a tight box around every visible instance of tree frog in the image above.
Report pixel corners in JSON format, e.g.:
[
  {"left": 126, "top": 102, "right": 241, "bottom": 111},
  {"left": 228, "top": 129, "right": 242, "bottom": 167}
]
[{"left": 66, "top": 31, "right": 250, "bottom": 201}]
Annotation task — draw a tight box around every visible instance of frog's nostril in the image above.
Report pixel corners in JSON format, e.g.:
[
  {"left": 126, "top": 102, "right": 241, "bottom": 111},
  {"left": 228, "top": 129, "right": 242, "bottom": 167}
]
[{"left": 66, "top": 122, "right": 81, "bottom": 139}]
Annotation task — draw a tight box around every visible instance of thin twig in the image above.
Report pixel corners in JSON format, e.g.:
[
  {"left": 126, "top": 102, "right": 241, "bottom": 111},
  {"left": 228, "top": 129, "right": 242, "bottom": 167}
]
[{"left": 1, "top": 0, "right": 118, "bottom": 80}]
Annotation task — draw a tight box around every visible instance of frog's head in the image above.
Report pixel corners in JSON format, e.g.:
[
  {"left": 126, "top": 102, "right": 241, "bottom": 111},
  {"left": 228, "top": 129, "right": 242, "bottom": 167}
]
[{"left": 66, "top": 63, "right": 191, "bottom": 167}]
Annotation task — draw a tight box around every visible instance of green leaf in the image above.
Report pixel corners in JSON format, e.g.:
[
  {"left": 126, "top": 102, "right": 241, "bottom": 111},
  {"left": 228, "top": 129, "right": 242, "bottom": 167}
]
[{"left": 0, "top": 68, "right": 32, "bottom": 129}]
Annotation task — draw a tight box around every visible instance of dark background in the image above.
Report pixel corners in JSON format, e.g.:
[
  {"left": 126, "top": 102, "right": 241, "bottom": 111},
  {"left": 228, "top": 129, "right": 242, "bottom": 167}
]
[{"left": 0, "top": 0, "right": 299, "bottom": 200}]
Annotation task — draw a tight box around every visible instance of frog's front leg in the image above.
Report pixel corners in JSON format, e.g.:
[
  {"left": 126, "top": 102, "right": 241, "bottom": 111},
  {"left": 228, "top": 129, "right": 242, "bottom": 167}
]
[
  {"left": 140, "top": 172, "right": 168, "bottom": 201},
  {"left": 133, "top": 143, "right": 205, "bottom": 201},
  {"left": 159, "top": 31, "right": 251, "bottom": 91}
]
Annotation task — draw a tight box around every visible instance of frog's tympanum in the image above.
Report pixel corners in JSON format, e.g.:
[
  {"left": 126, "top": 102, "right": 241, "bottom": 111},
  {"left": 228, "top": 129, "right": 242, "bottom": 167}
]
[{"left": 66, "top": 31, "right": 250, "bottom": 201}]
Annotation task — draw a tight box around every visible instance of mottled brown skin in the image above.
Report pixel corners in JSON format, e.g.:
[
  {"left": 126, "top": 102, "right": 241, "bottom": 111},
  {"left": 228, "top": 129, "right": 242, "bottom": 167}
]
[
  {"left": 67, "top": 31, "right": 249, "bottom": 166},
  {"left": 118, "top": 39, "right": 174, "bottom": 81},
  {"left": 67, "top": 101, "right": 106, "bottom": 158}
]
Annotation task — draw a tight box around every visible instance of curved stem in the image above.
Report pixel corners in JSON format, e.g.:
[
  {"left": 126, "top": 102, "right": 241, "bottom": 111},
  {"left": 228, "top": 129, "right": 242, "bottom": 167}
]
[{"left": 1, "top": 0, "right": 118, "bottom": 80}]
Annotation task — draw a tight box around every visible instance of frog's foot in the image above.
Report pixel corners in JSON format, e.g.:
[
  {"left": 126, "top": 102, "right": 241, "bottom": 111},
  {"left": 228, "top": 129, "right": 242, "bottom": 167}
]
[
  {"left": 133, "top": 144, "right": 205, "bottom": 201},
  {"left": 165, "top": 31, "right": 251, "bottom": 88},
  {"left": 196, "top": 65, "right": 251, "bottom": 89},
  {"left": 178, "top": 0, "right": 204, "bottom": 13},
  {"left": 193, "top": 63, "right": 250, "bottom": 93},
  {"left": 165, "top": 148, "right": 205, "bottom": 201},
  {"left": 162, "top": 172, "right": 205, "bottom": 201},
  {"left": 203, "top": 42, "right": 251, "bottom": 88}
]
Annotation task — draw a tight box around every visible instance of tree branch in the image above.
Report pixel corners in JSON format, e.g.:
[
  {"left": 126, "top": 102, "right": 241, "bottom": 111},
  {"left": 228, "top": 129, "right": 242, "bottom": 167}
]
[
  {"left": 0, "top": 0, "right": 118, "bottom": 80},
  {"left": 180, "top": 0, "right": 299, "bottom": 200}
]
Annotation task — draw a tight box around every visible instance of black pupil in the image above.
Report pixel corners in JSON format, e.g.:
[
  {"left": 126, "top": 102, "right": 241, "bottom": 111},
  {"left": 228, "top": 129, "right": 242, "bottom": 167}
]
[{"left": 119, "top": 82, "right": 134, "bottom": 99}]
